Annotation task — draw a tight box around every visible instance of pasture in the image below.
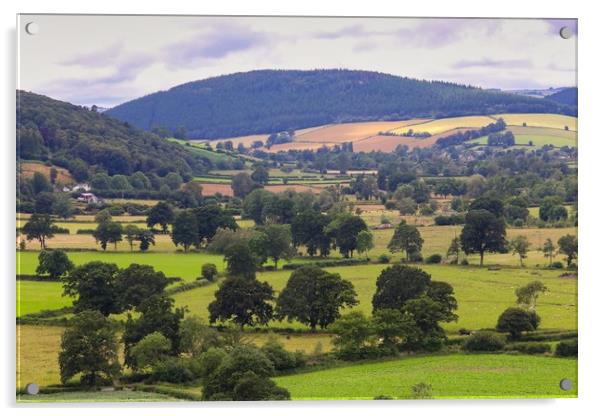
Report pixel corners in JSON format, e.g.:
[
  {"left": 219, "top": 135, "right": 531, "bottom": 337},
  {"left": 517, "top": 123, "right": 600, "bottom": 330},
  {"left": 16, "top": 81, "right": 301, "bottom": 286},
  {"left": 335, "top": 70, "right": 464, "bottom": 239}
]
[
  {"left": 16, "top": 324, "right": 331, "bottom": 389},
  {"left": 493, "top": 113, "right": 577, "bottom": 131},
  {"left": 173, "top": 263, "right": 577, "bottom": 333},
  {"left": 20, "top": 161, "right": 74, "bottom": 184},
  {"left": 388, "top": 116, "right": 496, "bottom": 136},
  {"left": 274, "top": 354, "right": 577, "bottom": 399}
]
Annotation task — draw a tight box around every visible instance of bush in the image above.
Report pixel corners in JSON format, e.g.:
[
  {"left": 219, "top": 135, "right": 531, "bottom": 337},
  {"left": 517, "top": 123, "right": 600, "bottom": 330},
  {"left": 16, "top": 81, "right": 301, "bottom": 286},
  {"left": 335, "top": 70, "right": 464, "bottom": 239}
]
[
  {"left": 282, "top": 258, "right": 368, "bottom": 270},
  {"left": 201, "top": 263, "right": 218, "bottom": 282},
  {"left": 496, "top": 308, "right": 540, "bottom": 339},
  {"left": 150, "top": 357, "right": 196, "bottom": 383},
  {"left": 458, "top": 328, "right": 471, "bottom": 336},
  {"left": 463, "top": 331, "right": 506, "bottom": 352},
  {"left": 505, "top": 341, "right": 551, "bottom": 354},
  {"left": 411, "top": 382, "right": 433, "bottom": 399},
  {"left": 460, "top": 259, "right": 469, "bottom": 266},
  {"left": 555, "top": 339, "right": 578, "bottom": 357},
  {"left": 434, "top": 214, "right": 465, "bottom": 226},
  {"left": 378, "top": 254, "right": 391, "bottom": 264},
  {"left": 425, "top": 254, "right": 442, "bottom": 264},
  {"left": 76, "top": 229, "right": 95, "bottom": 234},
  {"left": 549, "top": 261, "right": 564, "bottom": 269},
  {"left": 260, "top": 338, "right": 306, "bottom": 372}
]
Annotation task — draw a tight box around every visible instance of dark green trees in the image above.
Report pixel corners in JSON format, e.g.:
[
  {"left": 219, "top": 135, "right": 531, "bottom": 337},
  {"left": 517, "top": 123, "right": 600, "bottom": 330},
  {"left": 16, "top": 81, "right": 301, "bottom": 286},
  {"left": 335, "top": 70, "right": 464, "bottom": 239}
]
[
  {"left": 36, "top": 250, "right": 73, "bottom": 279},
  {"left": 59, "top": 310, "right": 120, "bottom": 385},
  {"left": 291, "top": 210, "right": 332, "bottom": 257},
  {"left": 93, "top": 220, "right": 123, "bottom": 251},
  {"left": 146, "top": 201, "right": 174, "bottom": 233},
  {"left": 122, "top": 295, "right": 185, "bottom": 368},
  {"left": 326, "top": 213, "right": 368, "bottom": 258},
  {"left": 201, "top": 346, "right": 289, "bottom": 401},
  {"left": 460, "top": 209, "right": 506, "bottom": 266},
  {"left": 171, "top": 210, "right": 199, "bottom": 251},
  {"left": 558, "top": 234, "right": 578, "bottom": 266},
  {"left": 276, "top": 266, "right": 358, "bottom": 331},
  {"left": 62, "top": 262, "right": 121, "bottom": 316},
  {"left": 372, "top": 265, "right": 431, "bottom": 311},
  {"left": 387, "top": 220, "right": 423, "bottom": 261},
  {"left": 208, "top": 277, "right": 275, "bottom": 329},
  {"left": 22, "top": 213, "right": 55, "bottom": 249},
  {"left": 496, "top": 307, "right": 540, "bottom": 339}
]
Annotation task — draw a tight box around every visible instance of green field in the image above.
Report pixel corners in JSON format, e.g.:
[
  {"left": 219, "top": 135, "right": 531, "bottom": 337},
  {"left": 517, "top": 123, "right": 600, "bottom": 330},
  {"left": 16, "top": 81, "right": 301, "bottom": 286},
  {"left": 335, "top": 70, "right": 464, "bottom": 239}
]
[
  {"left": 17, "top": 251, "right": 226, "bottom": 281},
  {"left": 274, "top": 354, "right": 577, "bottom": 399},
  {"left": 468, "top": 134, "right": 576, "bottom": 148},
  {"left": 171, "top": 263, "right": 576, "bottom": 333},
  {"left": 17, "top": 281, "right": 71, "bottom": 316}
]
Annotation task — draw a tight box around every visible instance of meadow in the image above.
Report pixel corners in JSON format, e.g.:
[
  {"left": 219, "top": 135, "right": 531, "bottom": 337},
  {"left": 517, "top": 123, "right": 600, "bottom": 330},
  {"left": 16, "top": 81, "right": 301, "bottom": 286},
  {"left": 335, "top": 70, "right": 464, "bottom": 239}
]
[
  {"left": 388, "top": 116, "right": 496, "bottom": 136},
  {"left": 274, "top": 354, "right": 577, "bottom": 399},
  {"left": 172, "top": 263, "right": 577, "bottom": 333},
  {"left": 493, "top": 113, "right": 577, "bottom": 131}
]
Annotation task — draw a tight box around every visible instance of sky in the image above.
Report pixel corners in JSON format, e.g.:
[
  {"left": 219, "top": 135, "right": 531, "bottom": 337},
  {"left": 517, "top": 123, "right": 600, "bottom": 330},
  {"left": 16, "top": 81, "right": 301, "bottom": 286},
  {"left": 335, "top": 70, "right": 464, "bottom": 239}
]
[{"left": 18, "top": 15, "right": 577, "bottom": 108}]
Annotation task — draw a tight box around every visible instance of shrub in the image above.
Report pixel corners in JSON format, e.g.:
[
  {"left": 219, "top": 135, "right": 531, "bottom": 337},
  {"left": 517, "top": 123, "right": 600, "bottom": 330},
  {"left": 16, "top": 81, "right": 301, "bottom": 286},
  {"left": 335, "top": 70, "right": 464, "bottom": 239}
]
[
  {"left": 555, "top": 339, "right": 578, "bottom": 357},
  {"left": 496, "top": 308, "right": 540, "bottom": 339},
  {"left": 513, "top": 218, "right": 524, "bottom": 228},
  {"left": 458, "top": 328, "right": 471, "bottom": 336},
  {"left": 260, "top": 337, "right": 306, "bottom": 372},
  {"left": 549, "top": 261, "right": 564, "bottom": 269},
  {"left": 201, "top": 263, "right": 218, "bottom": 282},
  {"left": 411, "top": 382, "right": 433, "bottom": 399},
  {"left": 505, "top": 341, "right": 551, "bottom": 354},
  {"left": 463, "top": 331, "right": 506, "bottom": 352},
  {"left": 150, "top": 357, "right": 196, "bottom": 383},
  {"left": 425, "top": 254, "right": 442, "bottom": 264},
  {"left": 460, "top": 259, "right": 469, "bottom": 266},
  {"left": 76, "top": 229, "right": 95, "bottom": 234},
  {"left": 378, "top": 254, "right": 391, "bottom": 264}
]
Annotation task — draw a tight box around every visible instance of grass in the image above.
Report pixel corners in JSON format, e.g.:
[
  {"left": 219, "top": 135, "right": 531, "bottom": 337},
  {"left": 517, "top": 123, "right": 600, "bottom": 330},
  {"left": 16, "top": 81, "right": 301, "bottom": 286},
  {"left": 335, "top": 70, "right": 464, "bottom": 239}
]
[
  {"left": 17, "top": 325, "right": 64, "bottom": 389},
  {"left": 174, "top": 263, "right": 577, "bottom": 333},
  {"left": 17, "top": 251, "right": 225, "bottom": 281},
  {"left": 274, "top": 354, "right": 577, "bottom": 399},
  {"left": 15, "top": 324, "right": 331, "bottom": 388},
  {"left": 493, "top": 114, "right": 577, "bottom": 131},
  {"left": 468, "top": 134, "right": 576, "bottom": 148},
  {"left": 388, "top": 116, "right": 496, "bottom": 136},
  {"left": 17, "top": 390, "right": 181, "bottom": 402},
  {"left": 17, "top": 281, "right": 71, "bottom": 316}
]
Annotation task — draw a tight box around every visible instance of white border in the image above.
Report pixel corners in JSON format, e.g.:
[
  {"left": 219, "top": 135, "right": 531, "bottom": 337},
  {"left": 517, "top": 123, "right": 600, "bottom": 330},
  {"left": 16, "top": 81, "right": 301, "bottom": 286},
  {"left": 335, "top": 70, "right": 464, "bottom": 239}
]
[{"left": 2, "top": 0, "right": 601, "bottom": 414}]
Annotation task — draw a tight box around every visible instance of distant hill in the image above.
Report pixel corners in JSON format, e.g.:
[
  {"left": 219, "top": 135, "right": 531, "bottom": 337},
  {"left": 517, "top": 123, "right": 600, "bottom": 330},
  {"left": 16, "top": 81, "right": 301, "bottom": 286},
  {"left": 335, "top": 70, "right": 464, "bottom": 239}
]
[
  {"left": 17, "top": 91, "right": 211, "bottom": 180},
  {"left": 547, "top": 87, "right": 578, "bottom": 108},
  {"left": 105, "top": 69, "right": 575, "bottom": 139}
]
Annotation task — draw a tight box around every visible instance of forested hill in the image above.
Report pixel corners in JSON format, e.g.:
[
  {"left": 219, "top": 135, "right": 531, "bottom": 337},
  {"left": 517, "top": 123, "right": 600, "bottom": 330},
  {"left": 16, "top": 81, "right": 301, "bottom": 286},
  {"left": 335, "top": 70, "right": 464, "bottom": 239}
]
[
  {"left": 547, "top": 87, "right": 578, "bottom": 108},
  {"left": 106, "top": 69, "right": 575, "bottom": 139},
  {"left": 17, "top": 91, "right": 211, "bottom": 180}
]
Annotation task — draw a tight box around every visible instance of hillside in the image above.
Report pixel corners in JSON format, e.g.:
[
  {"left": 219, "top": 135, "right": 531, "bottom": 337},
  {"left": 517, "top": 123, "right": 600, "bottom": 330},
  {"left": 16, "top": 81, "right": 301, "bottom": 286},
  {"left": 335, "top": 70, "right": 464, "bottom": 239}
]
[
  {"left": 547, "top": 87, "right": 578, "bottom": 108},
  {"left": 105, "top": 69, "right": 575, "bottom": 139},
  {"left": 17, "top": 91, "right": 212, "bottom": 180}
]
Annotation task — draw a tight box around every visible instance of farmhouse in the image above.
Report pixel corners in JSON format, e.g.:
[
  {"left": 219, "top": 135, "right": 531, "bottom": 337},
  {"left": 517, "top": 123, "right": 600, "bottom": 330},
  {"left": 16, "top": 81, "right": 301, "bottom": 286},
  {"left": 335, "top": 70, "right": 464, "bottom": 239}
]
[{"left": 77, "top": 192, "right": 100, "bottom": 204}]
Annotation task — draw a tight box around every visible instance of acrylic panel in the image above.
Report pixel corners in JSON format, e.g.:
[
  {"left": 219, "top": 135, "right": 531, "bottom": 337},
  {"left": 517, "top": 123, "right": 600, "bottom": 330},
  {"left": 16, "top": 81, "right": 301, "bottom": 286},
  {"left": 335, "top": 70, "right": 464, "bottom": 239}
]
[{"left": 16, "top": 14, "right": 578, "bottom": 402}]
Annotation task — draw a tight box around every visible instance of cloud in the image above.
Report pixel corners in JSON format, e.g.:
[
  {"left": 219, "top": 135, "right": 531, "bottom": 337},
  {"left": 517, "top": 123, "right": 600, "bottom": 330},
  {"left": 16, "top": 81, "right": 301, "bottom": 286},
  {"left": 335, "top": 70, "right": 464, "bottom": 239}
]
[
  {"left": 395, "top": 19, "right": 501, "bottom": 48},
  {"left": 60, "top": 43, "right": 124, "bottom": 67},
  {"left": 314, "top": 25, "right": 370, "bottom": 39},
  {"left": 164, "top": 24, "right": 269, "bottom": 68},
  {"left": 452, "top": 58, "right": 533, "bottom": 70}
]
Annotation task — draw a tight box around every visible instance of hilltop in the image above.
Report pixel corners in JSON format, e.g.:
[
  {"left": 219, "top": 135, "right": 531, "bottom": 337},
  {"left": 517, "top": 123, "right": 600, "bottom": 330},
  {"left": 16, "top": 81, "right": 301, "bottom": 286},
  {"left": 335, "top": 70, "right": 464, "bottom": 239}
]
[{"left": 105, "top": 69, "right": 575, "bottom": 139}]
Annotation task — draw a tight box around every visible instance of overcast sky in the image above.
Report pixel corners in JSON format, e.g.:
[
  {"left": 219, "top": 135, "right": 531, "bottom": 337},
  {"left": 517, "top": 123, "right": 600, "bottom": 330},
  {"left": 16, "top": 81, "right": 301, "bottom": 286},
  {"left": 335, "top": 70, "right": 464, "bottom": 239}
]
[{"left": 18, "top": 15, "right": 577, "bottom": 108}]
